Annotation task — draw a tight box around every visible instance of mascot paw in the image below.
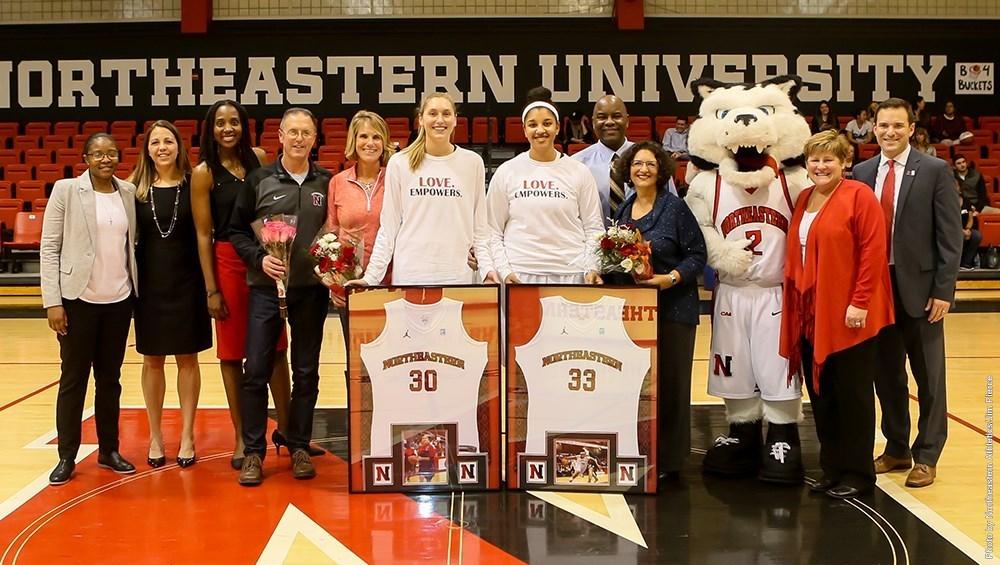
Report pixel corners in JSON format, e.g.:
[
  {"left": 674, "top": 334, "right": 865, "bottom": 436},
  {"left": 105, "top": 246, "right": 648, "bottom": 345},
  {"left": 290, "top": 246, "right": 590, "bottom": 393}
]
[
  {"left": 702, "top": 421, "right": 762, "bottom": 477},
  {"left": 712, "top": 239, "right": 753, "bottom": 278},
  {"left": 758, "top": 423, "right": 805, "bottom": 485}
]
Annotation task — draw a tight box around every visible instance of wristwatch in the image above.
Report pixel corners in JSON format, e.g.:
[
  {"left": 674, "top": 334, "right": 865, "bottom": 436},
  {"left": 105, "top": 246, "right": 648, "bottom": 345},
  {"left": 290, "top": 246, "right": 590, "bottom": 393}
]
[{"left": 668, "top": 272, "right": 678, "bottom": 286}]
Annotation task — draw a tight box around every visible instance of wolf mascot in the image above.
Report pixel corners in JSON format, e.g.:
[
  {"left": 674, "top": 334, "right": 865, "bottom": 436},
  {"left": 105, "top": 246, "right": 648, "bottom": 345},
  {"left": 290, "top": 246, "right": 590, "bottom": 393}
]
[{"left": 684, "top": 75, "right": 811, "bottom": 483}]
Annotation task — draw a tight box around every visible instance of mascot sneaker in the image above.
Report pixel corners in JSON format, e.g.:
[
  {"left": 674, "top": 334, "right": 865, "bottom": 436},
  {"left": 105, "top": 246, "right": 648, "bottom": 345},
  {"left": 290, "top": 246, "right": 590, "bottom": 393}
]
[
  {"left": 703, "top": 420, "right": 763, "bottom": 477},
  {"left": 758, "top": 423, "right": 805, "bottom": 484}
]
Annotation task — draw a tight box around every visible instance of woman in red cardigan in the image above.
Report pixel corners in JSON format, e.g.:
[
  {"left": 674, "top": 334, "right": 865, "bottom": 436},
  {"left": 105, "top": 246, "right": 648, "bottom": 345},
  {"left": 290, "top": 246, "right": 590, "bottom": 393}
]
[{"left": 780, "top": 130, "right": 894, "bottom": 500}]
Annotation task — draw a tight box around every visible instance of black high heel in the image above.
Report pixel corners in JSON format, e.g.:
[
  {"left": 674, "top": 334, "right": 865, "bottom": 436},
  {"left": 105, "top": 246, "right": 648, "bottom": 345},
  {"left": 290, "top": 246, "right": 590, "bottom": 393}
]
[
  {"left": 177, "top": 452, "right": 197, "bottom": 468},
  {"left": 272, "top": 430, "right": 326, "bottom": 457},
  {"left": 147, "top": 456, "right": 166, "bottom": 468}
]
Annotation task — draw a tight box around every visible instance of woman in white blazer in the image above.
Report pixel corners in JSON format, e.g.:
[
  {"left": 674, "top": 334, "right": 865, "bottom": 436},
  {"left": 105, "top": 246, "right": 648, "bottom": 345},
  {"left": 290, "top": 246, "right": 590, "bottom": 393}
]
[{"left": 40, "top": 133, "right": 139, "bottom": 486}]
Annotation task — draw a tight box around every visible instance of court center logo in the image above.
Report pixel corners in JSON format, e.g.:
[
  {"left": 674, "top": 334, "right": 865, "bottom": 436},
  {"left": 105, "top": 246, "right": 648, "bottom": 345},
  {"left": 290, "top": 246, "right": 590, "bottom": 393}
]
[{"left": 955, "top": 62, "right": 994, "bottom": 95}]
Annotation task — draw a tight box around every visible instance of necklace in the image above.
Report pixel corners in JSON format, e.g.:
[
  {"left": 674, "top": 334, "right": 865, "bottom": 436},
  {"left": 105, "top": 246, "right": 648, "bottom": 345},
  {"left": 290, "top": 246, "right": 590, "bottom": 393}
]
[{"left": 150, "top": 185, "right": 181, "bottom": 238}]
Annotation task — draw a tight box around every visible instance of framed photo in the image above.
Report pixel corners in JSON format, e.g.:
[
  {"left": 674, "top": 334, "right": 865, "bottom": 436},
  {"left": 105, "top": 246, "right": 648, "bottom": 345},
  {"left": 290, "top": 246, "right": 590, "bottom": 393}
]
[
  {"left": 506, "top": 285, "right": 658, "bottom": 493},
  {"left": 347, "top": 286, "right": 501, "bottom": 493}
]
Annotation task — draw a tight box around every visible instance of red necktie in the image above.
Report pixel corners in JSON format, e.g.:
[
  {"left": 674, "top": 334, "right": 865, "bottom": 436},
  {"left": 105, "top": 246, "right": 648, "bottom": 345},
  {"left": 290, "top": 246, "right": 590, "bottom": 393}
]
[{"left": 880, "top": 159, "right": 895, "bottom": 251}]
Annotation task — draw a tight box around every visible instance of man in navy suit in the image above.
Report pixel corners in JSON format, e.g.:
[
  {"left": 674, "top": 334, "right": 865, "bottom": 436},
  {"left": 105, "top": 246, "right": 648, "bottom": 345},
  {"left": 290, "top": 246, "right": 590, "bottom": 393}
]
[{"left": 852, "top": 98, "right": 962, "bottom": 488}]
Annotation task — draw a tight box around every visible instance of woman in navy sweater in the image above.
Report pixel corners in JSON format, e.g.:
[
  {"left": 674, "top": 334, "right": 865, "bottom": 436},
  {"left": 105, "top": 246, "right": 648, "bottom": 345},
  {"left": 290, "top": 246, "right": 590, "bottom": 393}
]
[{"left": 611, "top": 140, "right": 707, "bottom": 481}]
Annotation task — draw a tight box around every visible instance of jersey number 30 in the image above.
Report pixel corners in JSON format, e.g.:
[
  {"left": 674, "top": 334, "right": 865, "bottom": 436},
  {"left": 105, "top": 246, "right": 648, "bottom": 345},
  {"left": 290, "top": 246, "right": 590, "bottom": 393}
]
[
  {"left": 568, "top": 368, "right": 596, "bottom": 392},
  {"left": 409, "top": 369, "right": 438, "bottom": 392}
]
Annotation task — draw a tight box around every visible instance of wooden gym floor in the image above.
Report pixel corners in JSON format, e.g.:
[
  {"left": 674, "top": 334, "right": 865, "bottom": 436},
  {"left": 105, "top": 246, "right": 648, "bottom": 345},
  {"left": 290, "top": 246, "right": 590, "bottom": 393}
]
[{"left": 0, "top": 311, "right": 996, "bottom": 564}]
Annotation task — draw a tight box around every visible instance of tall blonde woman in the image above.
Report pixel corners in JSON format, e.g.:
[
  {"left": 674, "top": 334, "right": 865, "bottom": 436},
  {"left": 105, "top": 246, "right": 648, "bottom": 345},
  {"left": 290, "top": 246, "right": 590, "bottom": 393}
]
[
  {"left": 41, "top": 133, "right": 138, "bottom": 485},
  {"left": 354, "top": 93, "right": 498, "bottom": 286},
  {"left": 130, "top": 120, "right": 211, "bottom": 468},
  {"left": 327, "top": 111, "right": 394, "bottom": 337},
  {"left": 487, "top": 100, "right": 604, "bottom": 284}
]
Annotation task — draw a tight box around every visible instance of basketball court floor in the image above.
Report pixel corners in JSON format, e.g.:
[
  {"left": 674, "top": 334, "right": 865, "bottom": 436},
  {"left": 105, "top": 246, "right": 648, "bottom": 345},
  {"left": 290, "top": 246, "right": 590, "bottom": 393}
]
[{"left": 0, "top": 313, "right": 995, "bottom": 564}]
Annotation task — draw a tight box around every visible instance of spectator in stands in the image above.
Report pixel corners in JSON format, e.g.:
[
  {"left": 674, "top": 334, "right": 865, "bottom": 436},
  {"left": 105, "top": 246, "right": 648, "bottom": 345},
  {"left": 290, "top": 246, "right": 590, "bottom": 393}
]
[
  {"left": 957, "top": 178, "right": 983, "bottom": 269},
  {"left": 562, "top": 110, "right": 594, "bottom": 146},
  {"left": 867, "top": 102, "right": 880, "bottom": 125},
  {"left": 841, "top": 134, "right": 856, "bottom": 178},
  {"left": 661, "top": 117, "right": 690, "bottom": 161},
  {"left": 129, "top": 120, "right": 209, "bottom": 469},
  {"left": 326, "top": 110, "right": 395, "bottom": 334},
  {"left": 351, "top": 92, "right": 498, "bottom": 286},
  {"left": 811, "top": 100, "right": 838, "bottom": 134},
  {"left": 229, "top": 107, "right": 332, "bottom": 485},
  {"left": 40, "top": 133, "right": 137, "bottom": 485},
  {"left": 954, "top": 155, "right": 998, "bottom": 214},
  {"left": 913, "top": 97, "right": 932, "bottom": 132},
  {"left": 406, "top": 106, "right": 421, "bottom": 146},
  {"left": 911, "top": 128, "right": 937, "bottom": 157},
  {"left": 845, "top": 108, "right": 873, "bottom": 147},
  {"left": 609, "top": 140, "right": 706, "bottom": 482},
  {"left": 932, "top": 101, "right": 973, "bottom": 146},
  {"left": 486, "top": 100, "right": 603, "bottom": 285},
  {"left": 191, "top": 100, "right": 297, "bottom": 471},
  {"left": 780, "top": 130, "right": 894, "bottom": 499}
]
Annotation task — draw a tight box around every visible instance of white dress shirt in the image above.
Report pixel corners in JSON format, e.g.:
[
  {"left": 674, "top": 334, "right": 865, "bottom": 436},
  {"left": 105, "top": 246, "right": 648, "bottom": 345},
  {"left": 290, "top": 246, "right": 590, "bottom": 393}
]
[{"left": 875, "top": 144, "right": 911, "bottom": 265}]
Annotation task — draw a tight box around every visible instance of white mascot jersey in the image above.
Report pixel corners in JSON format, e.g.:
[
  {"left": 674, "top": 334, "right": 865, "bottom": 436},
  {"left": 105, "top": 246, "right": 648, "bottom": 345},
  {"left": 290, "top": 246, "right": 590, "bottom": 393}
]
[
  {"left": 361, "top": 297, "right": 488, "bottom": 457},
  {"left": 516, "top": 295, "right": 650, "bottom": 457},
  {"left": 712, "top": 171, "right": 793, "bottom": 287}
]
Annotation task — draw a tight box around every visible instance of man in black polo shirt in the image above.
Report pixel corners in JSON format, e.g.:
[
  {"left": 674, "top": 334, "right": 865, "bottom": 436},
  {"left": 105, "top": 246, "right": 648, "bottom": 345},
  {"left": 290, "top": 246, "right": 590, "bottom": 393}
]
[{"left": 229, "top": 107, "right": 331, "bottom": 485}]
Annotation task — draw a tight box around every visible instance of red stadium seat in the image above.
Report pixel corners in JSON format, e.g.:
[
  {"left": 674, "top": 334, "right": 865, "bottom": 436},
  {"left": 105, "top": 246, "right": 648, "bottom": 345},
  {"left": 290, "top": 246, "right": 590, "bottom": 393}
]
[
  {"left": 0, "top": 123, "right": 18, "bottom": 141},
  {"left": 262, "top": 147, "right": 277, "bottom": 163},
  {"left": 567, "top": 143, "right": 590, "bottom": 155},
  {"left": 15, "top": 180, "right": 45, "bottom": 202},
  {"left": 259, "top": 132, "right": 280, "bottom": 151},
  {"left": 24, "top": 149, "right": 52, "bottom": 166},
  {"left": 858, "top": 143, "right": 880, "bottom": 160},
  {"left": 386, "top": 117, "right": 410, "bottom": 138},
  {"left": 979, "top": 116, "right": 1000, "bottom": 129},
  {"left": 0, "top": 181, "right": 11, "bottom": 199},
  {"left": 81, "top": 121, "right": 108, "bottom": 135},
  {"left": 36, "top": 164, "right": 64, "bottom": 187},
  {"left": 112, "top": 133, "right": 133, "bottom": 149},
  {"left": 627, "top": 116, "right": 653, "bottom": 142},
  {"left": 121, "top": 147, "right": 141, "bottom": 165},
  {"left": 0, "top": 150, "right": 20, "bottom": 168},
  {"left": 72, "top": 134, "right": 90, "bottom": 148},
  {"left": 837, "top": 116, "right": 853, "bottom": 129},
  {"left": 0, "top": 199, "right": 22, "bottom": 229},
  {"left": 187, "top": 146, "right": 200, "bottom": 165},
  {"left": 32, "top": 198, "right": 47, "bottom": 212},
  {"left": 391, "top": 135, "right": 409, "bottom": 150},
  {"left": 972, "top": 130, "right": 994, "bottom": 147},
  {"left": 472, "top": 117, "right": 498, "bottom": 144},
  {"left": 315, "top": 160, "right": 342, "bottom": 173},
  {"left": 5, "top": 164, "right": 33, "bottom": 184},
  {"left": 5, "top": 211, "right": 43, "bottom": 251},
  {"left": 24, "top": 122, "right": 50, "bottom": 137},
  {"left": 13, "top": 136, "right": 39, "bottom": 151},
  {"left": 110, "top": 121, "right": 137, "bottom": 138},
  {"left": 116, "top": 163, "right": 134, "bottom": 179},
  {"left": 55, "top": 148, "right": 81, "bottom": 169},
  {"left": 674, "top": 161, "right": 688, "bottom": 188},
  {"left": 655, "top": 116, "right": 677, "bottom": 139},
  {"left": 53, "top": 122, "right": 80, "bottom": 137},
  {"left": 73, "top": 163, "right": 89, "bottom": 176},
  {"left": 978, "top": 158, "right": 999, "bottom": 169},
  {"left": 980, "top": 215, "right": 1000, "bottom": 247},
  {"left": 262, "top": 118, "right": 282, "bottom": 135},
  {"left": 321, "top": 117, "right": 347, "bottom": 134},
  {"left": 42, "top": 135, "right": 70, "bottom": 151},
  {"left": 318, "top": 146, "right": 346, "bottom": 163},
  {"left": 504, "top": 117, "right": 527, "bottom": 144},
  {"left": 452, "top": 117, "right": 469, "bottom": 144},
  {"left": 135, "top": 133, "right": 145, "bottom": 149}
]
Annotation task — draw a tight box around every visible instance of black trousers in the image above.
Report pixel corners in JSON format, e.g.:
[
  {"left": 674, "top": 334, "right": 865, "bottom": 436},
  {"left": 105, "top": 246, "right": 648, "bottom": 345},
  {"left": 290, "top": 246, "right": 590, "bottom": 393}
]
[
  {"left": 55, "top": 296, "right": 133, "bottom": 460},
  {"left": 961, "top": 230, "right": 982, "bottom": 268},
  {"left": 802, "top": 336, "right": 877, "bottom": 490},
  {"left": 875, "top": 271, "right": 948, "bottom": 465},
  {"left": 659, "top": 321, "right": 697, "bottom": 473},
  {"left": 242, "top": 285, "right": 328, "bottom": 457}
]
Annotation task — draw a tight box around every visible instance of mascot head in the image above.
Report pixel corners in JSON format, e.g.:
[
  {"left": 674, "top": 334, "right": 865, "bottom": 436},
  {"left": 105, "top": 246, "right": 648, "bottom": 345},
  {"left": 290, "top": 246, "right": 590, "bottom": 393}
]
[{"left": 688, "top": 75, "right": 811, "bottom": 188}]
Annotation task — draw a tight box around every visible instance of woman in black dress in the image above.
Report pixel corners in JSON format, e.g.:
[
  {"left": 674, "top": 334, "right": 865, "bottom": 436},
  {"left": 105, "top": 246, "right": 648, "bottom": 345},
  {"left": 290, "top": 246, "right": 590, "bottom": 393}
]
[
  {"left": 611, "top": 141, "right": 707, "bottom": 482},
  {"left": 131, "top": 120, "right": 211, "bottom": 468}
]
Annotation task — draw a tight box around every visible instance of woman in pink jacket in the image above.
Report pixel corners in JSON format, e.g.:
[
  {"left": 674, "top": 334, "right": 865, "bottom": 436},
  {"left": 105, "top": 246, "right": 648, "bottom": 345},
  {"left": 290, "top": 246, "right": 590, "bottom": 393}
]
[{"left": 326, "top": 111, "right": 395, "bottom": 337}]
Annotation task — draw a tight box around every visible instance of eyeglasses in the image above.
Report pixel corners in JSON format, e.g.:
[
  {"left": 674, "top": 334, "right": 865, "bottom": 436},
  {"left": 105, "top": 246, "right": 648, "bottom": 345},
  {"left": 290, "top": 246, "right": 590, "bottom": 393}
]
[
  {"left": 87, "top": 151, "right": 120, "bottom": 161},
  {"left": 630, "top": 160, "right": 658, "bottom": 170},
  {"left": 280, "top": 129, "right": 316, "bottom": 140}
]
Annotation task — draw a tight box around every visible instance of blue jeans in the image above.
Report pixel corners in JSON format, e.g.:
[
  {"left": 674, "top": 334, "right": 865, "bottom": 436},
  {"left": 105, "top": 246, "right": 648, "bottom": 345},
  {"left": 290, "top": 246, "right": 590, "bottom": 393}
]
[{"left": 242, "top": 285, "right": 328, "bottom": 457}]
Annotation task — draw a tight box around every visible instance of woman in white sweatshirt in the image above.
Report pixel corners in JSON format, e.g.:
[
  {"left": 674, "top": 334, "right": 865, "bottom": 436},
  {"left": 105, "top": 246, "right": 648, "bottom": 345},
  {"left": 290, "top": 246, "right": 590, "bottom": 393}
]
[
  {"left": 487, "top": 101, "right": 604, "bottom": 284},
  {"left": 357, "top": 92, "right": 498, "bottom": 286}
]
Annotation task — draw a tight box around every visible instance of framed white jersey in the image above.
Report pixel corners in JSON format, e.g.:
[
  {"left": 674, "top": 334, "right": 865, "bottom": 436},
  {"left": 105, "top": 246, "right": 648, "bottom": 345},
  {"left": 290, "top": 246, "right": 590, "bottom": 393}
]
[
  {"left": 347, "top": 286, "right": 501, "bottom": 493},
  {"left": 506, "top": 285, "right": 659, "bottom": 493}
]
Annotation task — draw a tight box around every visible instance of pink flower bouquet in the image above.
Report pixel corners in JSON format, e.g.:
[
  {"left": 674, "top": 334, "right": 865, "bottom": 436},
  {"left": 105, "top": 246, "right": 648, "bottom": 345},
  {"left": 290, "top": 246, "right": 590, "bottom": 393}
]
[{"left": 251, "top": 214, "right": 298, "bottom": 318}]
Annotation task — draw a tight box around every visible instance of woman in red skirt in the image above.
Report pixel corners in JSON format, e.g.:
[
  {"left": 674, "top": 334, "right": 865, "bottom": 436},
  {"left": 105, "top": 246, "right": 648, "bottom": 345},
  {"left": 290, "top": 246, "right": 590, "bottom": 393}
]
[{"left": 191, "top": 100, "right": 299, "bottom": 469}]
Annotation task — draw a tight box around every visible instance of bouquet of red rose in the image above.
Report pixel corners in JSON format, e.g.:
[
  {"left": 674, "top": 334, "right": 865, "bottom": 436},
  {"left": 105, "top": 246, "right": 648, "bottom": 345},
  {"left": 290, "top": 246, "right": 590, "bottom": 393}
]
[
  {"left": 251, "top": 214, "right": 298, "bottom": 319},
  {"left": 594, "top": 221, "right": 653, "bottom": 280},
  {"left": 309, "top": 229, "right": 364, "bottom": 300}
]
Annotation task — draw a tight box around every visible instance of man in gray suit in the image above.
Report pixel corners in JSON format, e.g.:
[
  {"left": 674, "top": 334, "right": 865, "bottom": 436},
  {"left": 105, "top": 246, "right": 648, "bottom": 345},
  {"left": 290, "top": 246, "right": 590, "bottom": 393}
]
[{"left": 853, "top": 98, "right": 962, "bottom": 488}]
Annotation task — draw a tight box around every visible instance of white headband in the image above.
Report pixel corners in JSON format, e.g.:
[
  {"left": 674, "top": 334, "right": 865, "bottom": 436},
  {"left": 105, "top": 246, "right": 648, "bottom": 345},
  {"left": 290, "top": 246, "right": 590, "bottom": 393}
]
[{"left": 521, "top": 101, "right": 559, "bottom": 123}]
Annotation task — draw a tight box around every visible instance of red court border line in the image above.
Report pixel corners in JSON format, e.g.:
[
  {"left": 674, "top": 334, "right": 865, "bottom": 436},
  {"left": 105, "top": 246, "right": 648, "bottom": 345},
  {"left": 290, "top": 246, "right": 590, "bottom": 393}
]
[
  {"left": 0, "top": 380, "right": 58, "bottom": 413},
  {"left": 909, "top": 393, "right": 999, "bottom": 443}
]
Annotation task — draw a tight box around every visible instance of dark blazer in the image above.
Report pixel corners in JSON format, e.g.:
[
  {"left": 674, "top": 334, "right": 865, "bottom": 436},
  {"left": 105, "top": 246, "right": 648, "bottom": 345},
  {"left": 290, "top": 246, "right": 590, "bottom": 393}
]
[{"left": 853, "top": 149, "right": 962, "bottom": 318}]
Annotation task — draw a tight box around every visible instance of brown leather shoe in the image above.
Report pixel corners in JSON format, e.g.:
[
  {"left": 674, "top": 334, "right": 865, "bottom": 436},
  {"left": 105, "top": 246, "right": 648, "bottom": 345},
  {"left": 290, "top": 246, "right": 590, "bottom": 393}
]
[
  {"left": 238, "top": 454, "right": 263, "bottom": 486},
  {"left": 874, "top": 453, "right": 912, "bottom": 474},
  {"left": 292, "top": 450, "right": 316, "bottom": 480},
  {"left": 905, "top": 463, "right": 936, "bottom": 487}
]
